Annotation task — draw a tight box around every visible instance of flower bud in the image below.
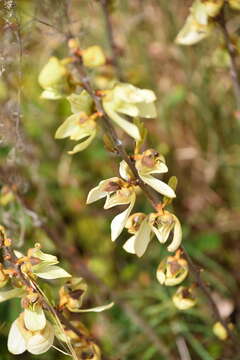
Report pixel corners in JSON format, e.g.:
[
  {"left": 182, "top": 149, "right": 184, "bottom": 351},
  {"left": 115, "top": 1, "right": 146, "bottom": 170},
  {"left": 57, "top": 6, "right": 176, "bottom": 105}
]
[
  {"left": 156, "top": 251, "right": 188, "bottom": 286},
  {"left": 172, "top": 286, "right": 196, "bottom": 310},
  {"left": 212, "top": 322, "right": 228, "bottom": 340}
]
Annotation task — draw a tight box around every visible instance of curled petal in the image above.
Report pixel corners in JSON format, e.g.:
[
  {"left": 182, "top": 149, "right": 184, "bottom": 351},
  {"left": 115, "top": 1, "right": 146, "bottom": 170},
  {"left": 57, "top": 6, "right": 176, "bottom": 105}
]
[
  {"left": 26, "top": 321, "right": 54, "bottom": 355},
  {"left": 175, "top": 15, "right": 213, "bottom": 46},
  {"left": 8, "top": 319, "right": 26, "bottom": 355},
  {"left": 71, "top": 302, "right": 114, "bottom": 313},
  {"left": 33, "top": 264, "right": 71, "bottom": 279},
  {"left": 133, "top": 218, "right": 152, "bottom": 257},
  {"left": 24, "top": 307, "right": 46, "bottom": 332},
  {"left": 104, "top": 104, "right": 141, "bottom": 140},
  {"left": 86, "top": 178, "right": 119, "bottom": 204},
  {"left": 104, "top": 187, "right": 133, "bottom": 209},
  {"left": 111, "top": 193, "right": 136, "bottom": 241},
  {"left": 139, "top": 174, "right": 176, "bottom": 198},
  {"left": 123, "top": 235, "right": 136, "bottom": 254},
  {"left": 68, "top": 131, "right": 96, "bottom": 154},
  {"left": 167, "top": 216, "right": 182, "bottom": 252}
]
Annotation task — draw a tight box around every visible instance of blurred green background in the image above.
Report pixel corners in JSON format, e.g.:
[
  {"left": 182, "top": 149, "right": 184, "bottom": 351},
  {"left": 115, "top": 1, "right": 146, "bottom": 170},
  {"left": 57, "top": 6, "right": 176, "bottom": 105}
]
[{"left": 0, "top": 0, "right": 240, "bottom": 359}]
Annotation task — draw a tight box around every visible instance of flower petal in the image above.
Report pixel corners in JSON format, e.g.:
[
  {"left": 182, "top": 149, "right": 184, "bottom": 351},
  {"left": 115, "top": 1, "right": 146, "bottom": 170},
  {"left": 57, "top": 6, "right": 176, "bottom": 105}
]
[
  {"left": 72, "top": 302, "right": 114, "bottom": 313},
  {"left": 7, "top": 319, "right": 26, "bottom": 355},
  {"left": 104, "top": 104, "right": 141, "bottom": 140},
  {"left": 38, "top": 57, "right": 66, "bottom": 89},
  {"left": 86, "top": 180, "right": 110, "bottom": 204},
  {"left": 123, "top": 235, "right": 136, "bottom": 254},
  {"left": 136, "top": 101, "right": 157, "bottom": 118},
  {"left": 167, "top": 216, "right": 182, "bottom": 252},
  {"left": 26, "top": 321, "right": 54, "bottom": 355},
  {"left": 24, "top": 306, "right": 46, "bottom": 332},
  {"left": 133, "top": 219, "right": 152, "bottom": 257},
  {"left": 33, "top": 265, "right": 71, "bottom": 279},
  {"left": 67, "top": 91, "right": 93, "bottom": 114},
  {"left": 68, "top": 131, "right": 96, "bottom": 154},
  {"left": 111, "top": 194, "right": 136, "bottom": 241},
  {"left": 140, "top": 174, "right": 176, "bottom": 198},
  {"left": 175, "top": 15, "right": 213, "bottom": 46},
  {"left": 0, "top": 288, "right": 26, "bottom": 303}
]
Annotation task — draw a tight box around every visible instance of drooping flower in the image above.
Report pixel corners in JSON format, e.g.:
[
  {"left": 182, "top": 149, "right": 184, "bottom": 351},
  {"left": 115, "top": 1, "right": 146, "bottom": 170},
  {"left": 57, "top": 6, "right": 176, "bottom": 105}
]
[
  {"left": 149, "top": 211, "right": 182, "bottom": 252},
  {"left": 81, "top": 45, "right": 106, "bottom": 68},
  {"left": 102, "top": 83, "right": 157, "bottom": 140},
  {"left": 38, "top": 57, "right": 68, "bottom": 99},
  {"left": 123, "top": 210, "right": 182, "bottom": 257},
  {"left": 55, "top": 91, "right": 97, "bottom": 154},
  {"left": 59, "top": 277, "right": 113, "bottom": 313},
  {"left": 212, "top": 322, "right": 229, "bottom": 340},
  {"left": 156, "top": 251, "right": 188, "bottom": 286},
  {"left": 87, "top": 176, "right": 136, "bottom": 241},
  {"left": 135, "top": 149, "right": 176, "bottom": 198},
  {"left": 175, "top": 0, "right": 224, "bottom": 46},
  {"left": 25, "top": 244, "right": 71, "bottom": 280},
  {"left": 7, "top": 313, "right": 54, "bottom": 355},
  {"left": 172, "top": 286, "right": 196, "bottom": 310},
  {"left": 123, "top": 213, "right": 152, "bottom": 257}
]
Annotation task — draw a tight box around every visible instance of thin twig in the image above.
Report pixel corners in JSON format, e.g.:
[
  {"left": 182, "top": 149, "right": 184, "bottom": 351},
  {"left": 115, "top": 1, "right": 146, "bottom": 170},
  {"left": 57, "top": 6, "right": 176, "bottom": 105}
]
[
  {"left": 218, "top": 7, "right": 240, "bottom": 110},
  {"left": 182, "top": 245, "right": 240, "bottom": 355},
  {"left": 70, "top": 45, "right": 240, "bottom": 354},
  {"left": 43, "top": 225, "right": 175, "bottom": 360},
  {"left": 99, "top": 0, "right": 124, "bottom": 80}
]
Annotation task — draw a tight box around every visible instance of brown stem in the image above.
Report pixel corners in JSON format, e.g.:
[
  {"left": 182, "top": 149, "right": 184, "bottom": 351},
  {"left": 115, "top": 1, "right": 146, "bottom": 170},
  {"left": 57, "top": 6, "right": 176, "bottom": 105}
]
[
  {"left": 70, "top": 47, "right": 240, "bottom": 354},
  {"left": 182, "top": 246, "right": 240, "bottom": 355},
  {"left": 43, "top": 226, "right": 175, "bottom": 360},
  {"left": 218, "top": 8, "right": 240, "bottom": 111},
  {"left": 99, "top": 0, "right": 124, "bottom": 81}
]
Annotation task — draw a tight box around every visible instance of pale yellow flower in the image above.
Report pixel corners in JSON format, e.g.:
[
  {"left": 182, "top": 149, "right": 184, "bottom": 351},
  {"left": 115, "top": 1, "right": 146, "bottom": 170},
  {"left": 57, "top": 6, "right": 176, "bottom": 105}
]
[
  {"left": 55, "top": 91, "right": 97, "bottom": 154},
  {"left": 38, "top": 57, "right": 68, "bottom": 99},
  {"left": 7, "top": 313, "right": 54, "bottom": 355},
  {"left": 172, "top": 286, "right": 196, "bottom": 310},
  {"left": 156, "top": 252, "right": 188, "bottom": 286},
  {"left": 135, "top": 149, "right": 176, "bottom": 198},
  {"left": 149, "top": 211, "right": 182, "bottom": 252},
  {"left": 27, "top": 244, "right": 71, "bottom": 280},
  {"left": 87, "top": 177, "right": 136, "bottom": 241},
  {"left": 102, "top": 83, "right": 157, "bottom": 140},
  {"left": 123, "top": 210, "right": 182, "bottom": 257}
]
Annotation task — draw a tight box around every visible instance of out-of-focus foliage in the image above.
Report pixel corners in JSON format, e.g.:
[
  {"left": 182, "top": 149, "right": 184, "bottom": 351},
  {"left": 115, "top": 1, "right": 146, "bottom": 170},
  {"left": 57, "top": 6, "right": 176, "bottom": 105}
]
[{"left": 0, "top": 0, "right": 240, "bottom": 359}]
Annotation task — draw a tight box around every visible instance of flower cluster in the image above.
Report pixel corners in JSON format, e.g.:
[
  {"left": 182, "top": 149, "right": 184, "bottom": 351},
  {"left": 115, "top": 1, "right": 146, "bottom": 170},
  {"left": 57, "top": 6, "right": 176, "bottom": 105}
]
[
  {"left": 0, "top": 228, "right": 112, "bottom": 357},
  {"left": 176, "top": 0, "right": 240, "bottom": 46}
]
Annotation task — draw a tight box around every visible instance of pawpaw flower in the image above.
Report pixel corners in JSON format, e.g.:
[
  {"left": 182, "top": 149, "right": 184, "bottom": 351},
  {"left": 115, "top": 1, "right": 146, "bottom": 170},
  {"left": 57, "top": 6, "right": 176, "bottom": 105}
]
[
  {"left": 59, "top": 277, "right": 113, "bottom": 313},
  {"left": 135, "top": 149, "right": 176, "bottom": 198},
  {"left": 38, "top": 57, "right": 69, "bottom": 99},
  {"left": 7, "top": 312, "right": 54, "bottom": 355},
  {"left": 87, "top": 177, "right": 136, "bottom": 241},
  {"left": 156, "top": 251, "right": 188, "bottom": 286},
  {"left": 24, "top": 243, "right": 71, "bottom": 280},
  {"left": 55, "top": 90, "right": 97, "bottom": 154},
  {"left": 123, "top": 210, "right": 182, "bottom": 257},
  {"left": 175, "top": 0, "right": 223, "bottom": 46},
  {"left": 102, "top": 83, "right": 157, "bottom": 140},
  {"left": 172, "top": 286, "right": 196, "bottom": 310},
  {"left": 149, "top": 211, "right": 182, "bottom": 252}
]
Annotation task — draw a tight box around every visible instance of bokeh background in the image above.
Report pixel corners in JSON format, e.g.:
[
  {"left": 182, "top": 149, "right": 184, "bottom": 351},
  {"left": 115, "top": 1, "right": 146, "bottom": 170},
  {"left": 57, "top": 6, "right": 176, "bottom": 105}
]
[{"left": 0, "top": 0, "right": 240, "bottom": 359}]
